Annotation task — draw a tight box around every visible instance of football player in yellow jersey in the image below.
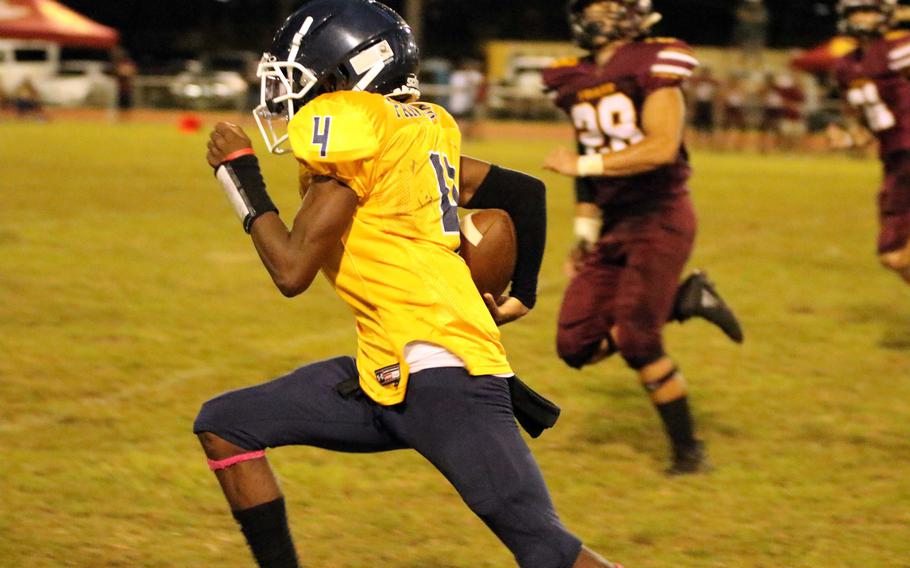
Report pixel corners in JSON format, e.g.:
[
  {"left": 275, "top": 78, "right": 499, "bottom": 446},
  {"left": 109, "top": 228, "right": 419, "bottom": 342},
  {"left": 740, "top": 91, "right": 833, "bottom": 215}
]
[{"left": 193, "top": 1, "right": 623, "bottom": 567}]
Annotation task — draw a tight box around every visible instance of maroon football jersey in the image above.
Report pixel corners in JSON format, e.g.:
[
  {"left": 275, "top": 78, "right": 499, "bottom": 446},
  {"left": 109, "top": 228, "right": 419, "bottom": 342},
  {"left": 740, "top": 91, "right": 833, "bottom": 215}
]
[
  {"left": 836, "top": 31, "right": 910, "bottom": 158},
  {"left": 543, "top": 38, "right": 698, "bottom": 211}
]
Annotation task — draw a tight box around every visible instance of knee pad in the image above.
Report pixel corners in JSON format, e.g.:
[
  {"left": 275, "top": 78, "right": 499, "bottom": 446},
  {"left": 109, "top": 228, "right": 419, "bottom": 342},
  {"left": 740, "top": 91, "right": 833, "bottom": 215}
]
[
  {"left": 615, "top": 323, "right": 664, "bottom": 370},
  {"left": 641, "top": 366, "right": 679, "bottom": 393}
]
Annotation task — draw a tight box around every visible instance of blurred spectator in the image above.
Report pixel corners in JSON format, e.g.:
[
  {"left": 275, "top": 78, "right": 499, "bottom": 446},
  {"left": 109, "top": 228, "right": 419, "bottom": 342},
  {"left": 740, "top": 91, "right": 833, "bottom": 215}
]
[
  {"left": 735, "top": 0, "right": 768, "bottom": 69},
  {"left": 111, "top": 46, "right": 138, "bottom": 119},
  {"left": 807, "top": 71, "right": 843, "bottom": 137},
  {"left": 13, "top": 77, "right": 48, "bottom": 120},
  {"left": 447, "top": 59, "right": 486, "bottom": 140},
  {"left": 775, "top": 74, "right": 807, "bottom": 152},
  {"left": 721, "top": 74, "right": 749, "bottom": 151},
  {"left": 760, "top": 73, "right": 806, "bottom": 152},
  {"left": 759, "top": 73, "right": 784, "bottom": 152},
  {"left": 689, "top": 67, "right": 719, "bottom": 148}
]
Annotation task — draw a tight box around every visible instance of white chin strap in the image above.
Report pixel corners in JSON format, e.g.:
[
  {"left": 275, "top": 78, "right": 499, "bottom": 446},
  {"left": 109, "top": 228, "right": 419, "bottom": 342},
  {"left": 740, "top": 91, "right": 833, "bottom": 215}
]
[{"left": 354, "top": 61, "right": 386, "bottom": 92}]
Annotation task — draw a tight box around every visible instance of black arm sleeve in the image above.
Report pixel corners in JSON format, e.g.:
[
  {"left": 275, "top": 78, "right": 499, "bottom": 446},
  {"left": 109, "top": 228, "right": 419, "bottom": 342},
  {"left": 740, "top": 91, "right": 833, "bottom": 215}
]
[
  {"left": 575, "top": 178, "right": 597, "bottom": 204},
  {"left": 574, "top": 143, "right": 596, "bottom": 204},
  {"left": 463, "top": 165, "right": 546, "bottom": 309}
]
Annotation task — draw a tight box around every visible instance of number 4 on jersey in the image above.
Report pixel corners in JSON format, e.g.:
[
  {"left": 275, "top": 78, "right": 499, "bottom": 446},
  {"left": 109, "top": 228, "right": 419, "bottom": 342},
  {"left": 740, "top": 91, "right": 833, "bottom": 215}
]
[{"left": 312, "top": 116, "right": 332, "bottom": 157}]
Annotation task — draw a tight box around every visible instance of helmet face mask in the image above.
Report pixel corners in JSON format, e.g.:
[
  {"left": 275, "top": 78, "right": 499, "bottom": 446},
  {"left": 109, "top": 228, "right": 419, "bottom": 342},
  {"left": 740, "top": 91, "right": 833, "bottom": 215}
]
[
  {"left": 568, "top": 0, "right": 657, "bottom": 50},
  {"left": 254, "top": 51, "right": 321, "bottom": 154},
  {"left": 837, "top": 0, "right": 897, "bottom": 36},
  {"left": 574, "top": 1, "right": 625, "bottom": 48},
  {"left": 253, "top": 0, "right": 421, "bottom": 155}
]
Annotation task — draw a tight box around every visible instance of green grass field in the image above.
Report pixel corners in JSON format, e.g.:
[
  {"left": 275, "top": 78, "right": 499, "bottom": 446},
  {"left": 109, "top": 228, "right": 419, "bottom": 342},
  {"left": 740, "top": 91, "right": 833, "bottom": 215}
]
[{"left": 2, "top": 119, "right": 909, "bottom": 568}]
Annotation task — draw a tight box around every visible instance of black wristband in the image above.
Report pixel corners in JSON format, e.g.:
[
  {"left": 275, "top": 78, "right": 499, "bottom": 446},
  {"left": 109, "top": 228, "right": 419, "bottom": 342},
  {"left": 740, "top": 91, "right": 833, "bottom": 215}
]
[
  {"left": 575, "top": 177, "right": 597, "bottom": 204},
  {"left": 215, "top": 155, "right": 278, "bottom": 233},
  {"left": 464, "top": 165, "right": 546, "bottom": 309}
]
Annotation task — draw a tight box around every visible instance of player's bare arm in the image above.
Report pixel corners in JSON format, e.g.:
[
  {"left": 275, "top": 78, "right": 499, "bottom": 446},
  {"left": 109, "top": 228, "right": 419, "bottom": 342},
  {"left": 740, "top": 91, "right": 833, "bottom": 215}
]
[
  {"left": 458, "top": 155, "right": 492, "bottom": 204},
  {"left": 207, "top": 121, "right": 357, "bottom": 297},
  {"left": 250, "top": 177, "right": 356, "bottom": 297},
  {"left": 459, "top": 155, "right": 549, "bottom": 325},
  {"left": 544, "top": 86, "right": 685, "bottom": 177}
]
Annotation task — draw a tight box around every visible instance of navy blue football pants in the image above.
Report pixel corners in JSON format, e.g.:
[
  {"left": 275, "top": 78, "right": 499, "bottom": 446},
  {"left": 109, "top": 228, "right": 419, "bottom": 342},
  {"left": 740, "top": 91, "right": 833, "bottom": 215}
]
[{"left": 193, "top": 356, "right": 582, "bottom": 568}]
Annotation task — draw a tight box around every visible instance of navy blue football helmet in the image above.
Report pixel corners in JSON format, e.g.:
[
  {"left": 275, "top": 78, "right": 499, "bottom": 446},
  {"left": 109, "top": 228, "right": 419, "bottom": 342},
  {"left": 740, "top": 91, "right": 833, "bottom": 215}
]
[{"left": 254, "top": 0, "right": 420, "bottom": 153}]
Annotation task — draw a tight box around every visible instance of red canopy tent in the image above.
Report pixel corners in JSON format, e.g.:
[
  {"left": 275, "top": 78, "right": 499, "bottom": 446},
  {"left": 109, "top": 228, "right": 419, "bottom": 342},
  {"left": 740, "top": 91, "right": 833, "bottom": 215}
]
[
  {"left": 0, "top": 0, "right": 118, "bottom": 49},
  {"left": 791, "top": 36, "right": 858, "bottom": 74}
]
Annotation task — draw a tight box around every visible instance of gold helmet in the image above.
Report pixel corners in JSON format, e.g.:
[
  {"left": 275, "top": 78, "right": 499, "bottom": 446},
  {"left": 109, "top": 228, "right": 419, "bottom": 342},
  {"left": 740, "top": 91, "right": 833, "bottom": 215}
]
[{"left": 567, "top": 0, "right": 662, "bottom": 50}]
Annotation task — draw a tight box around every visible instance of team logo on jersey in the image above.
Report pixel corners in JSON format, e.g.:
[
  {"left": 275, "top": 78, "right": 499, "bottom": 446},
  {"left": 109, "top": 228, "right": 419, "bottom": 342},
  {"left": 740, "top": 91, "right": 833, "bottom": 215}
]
[{"left": 374, "top": 364, "right": 402, "bottom": 387}]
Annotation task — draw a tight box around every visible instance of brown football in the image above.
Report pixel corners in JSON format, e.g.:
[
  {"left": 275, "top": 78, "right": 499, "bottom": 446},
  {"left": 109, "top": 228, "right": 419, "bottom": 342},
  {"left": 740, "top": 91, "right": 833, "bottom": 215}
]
[{"left": 459, "top": 209, "right": 517, "bottom": 298}]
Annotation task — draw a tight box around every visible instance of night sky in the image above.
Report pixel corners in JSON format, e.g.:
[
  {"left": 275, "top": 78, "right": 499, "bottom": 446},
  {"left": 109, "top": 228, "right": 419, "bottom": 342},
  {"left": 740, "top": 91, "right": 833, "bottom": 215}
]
[{"left": 62, "top": 0, "right": 842, "bottom": 64}]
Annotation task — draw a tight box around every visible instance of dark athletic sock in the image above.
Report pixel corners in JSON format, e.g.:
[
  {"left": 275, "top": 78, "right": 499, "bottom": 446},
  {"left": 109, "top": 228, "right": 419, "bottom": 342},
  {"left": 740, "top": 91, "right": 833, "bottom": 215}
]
[
  {"left": 232, "top": 497, "right": 299, "bottom": 568},
  {"left": 655, "top": 396, "right": 697, "bottom": 452}
]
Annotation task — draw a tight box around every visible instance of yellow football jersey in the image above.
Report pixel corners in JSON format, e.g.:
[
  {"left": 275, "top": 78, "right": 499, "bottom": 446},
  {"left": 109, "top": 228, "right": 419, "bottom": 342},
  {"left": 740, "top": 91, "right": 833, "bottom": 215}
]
[{"left": 288, "top": 90, "right": 512, "bottom": 405}]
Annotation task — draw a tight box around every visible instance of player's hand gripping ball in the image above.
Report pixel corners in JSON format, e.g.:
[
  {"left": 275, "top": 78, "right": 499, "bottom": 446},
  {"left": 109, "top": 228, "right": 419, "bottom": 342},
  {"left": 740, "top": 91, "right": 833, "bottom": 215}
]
[{"left": 459, "top": 209, "right": 517, "bottom": 298}]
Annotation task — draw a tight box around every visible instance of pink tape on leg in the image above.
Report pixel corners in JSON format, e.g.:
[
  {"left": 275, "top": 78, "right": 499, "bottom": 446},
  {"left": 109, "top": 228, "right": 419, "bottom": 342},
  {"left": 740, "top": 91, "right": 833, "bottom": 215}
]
[{"left": 207, "top": 450, "right": 266, "bottom": 471}]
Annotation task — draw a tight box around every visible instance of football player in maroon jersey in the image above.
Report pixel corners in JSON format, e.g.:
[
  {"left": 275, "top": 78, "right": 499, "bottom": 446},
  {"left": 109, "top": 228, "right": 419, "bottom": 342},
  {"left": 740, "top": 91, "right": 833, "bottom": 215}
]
[
  {"left": 830, "top": 0, "right": 910, "bottom": 284},
  {"left": 543, "top": 0, "right": 743, "bottom": 475}
]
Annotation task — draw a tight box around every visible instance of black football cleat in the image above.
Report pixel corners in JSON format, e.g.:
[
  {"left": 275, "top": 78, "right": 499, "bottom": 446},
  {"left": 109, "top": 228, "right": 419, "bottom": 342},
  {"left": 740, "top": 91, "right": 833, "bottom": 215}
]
[
  {"left": 672, "top": 271, "right": 744, "bottom": 343},
  {"left": 666, "top": 441, "right": 711, "bottom": 476}
]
